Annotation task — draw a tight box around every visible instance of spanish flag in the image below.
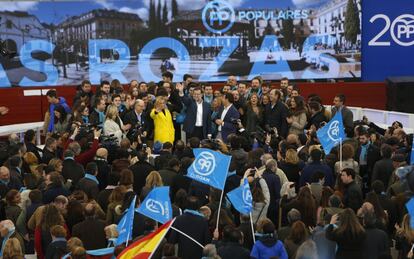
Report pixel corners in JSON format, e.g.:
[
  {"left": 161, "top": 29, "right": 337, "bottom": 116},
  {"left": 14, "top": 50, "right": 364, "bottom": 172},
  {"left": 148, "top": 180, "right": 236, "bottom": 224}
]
[{"left": 117, "top": 218, "right": 175, "bottom": 259}]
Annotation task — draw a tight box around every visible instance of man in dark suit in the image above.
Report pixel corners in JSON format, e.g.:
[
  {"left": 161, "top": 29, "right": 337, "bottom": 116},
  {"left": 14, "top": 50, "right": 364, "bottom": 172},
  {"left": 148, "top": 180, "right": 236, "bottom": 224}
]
[
  {"left": 42, "top": 137, "right": 58, "bottom": 164},
  {"left": 169, "top": 196, "right": 211, "bottom": 259},
  {"left": 89, "top": 97, "right": 106, "bottom": 129},
  {"left": 129, "top": 150, "right": 155, "bottom": 195},
  {"left": 0, "top": 166, "right": 22, "bottom": 199},
  {"left": 177, "top": 84, "right": 212, "bottom": 140},
  {"left": 215, "top": 92, "right": 240, "bottom": 143},
  {"left": 332, "top": 93, "right": 354, "bottom": 137},
  {"left": 24, "top": 129, "right": 42, "bottom": 162},
  {"left": 264, "top": 89, "right": 289, "bottom": 138},
  {"left": 123, "top": 99, "right": 148, "bottom": 142},
  {"left": 8, "top": 155, "right": 23, "bottom": 182},
  {"left": 61, "top": 150, "right": 85, "bottom": 187},
  {"left": 356, "top": 130, "right": 381, "bottom": 191},
  {"left": 72, "top": 203, "right": 107, "bottom": 250},
  {"left": 76, "top": 162, "right": 99, "bottom": 200},
  {"left": 94, "top": 148, "right": 111, "bottom": 191}
]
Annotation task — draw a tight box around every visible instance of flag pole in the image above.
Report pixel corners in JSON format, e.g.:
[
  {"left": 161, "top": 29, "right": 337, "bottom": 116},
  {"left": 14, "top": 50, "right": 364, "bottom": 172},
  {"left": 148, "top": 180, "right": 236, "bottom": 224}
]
[
  {"left": 171, "top": 226, "right": 205, "bottom": 249},
  {"left": 249, "top": 212, "right": 256, "bottom": 243},
  {"left": 216, "top": 189, "right": 224, "bottom": 230},
  {"left": 339, "top": 138, "right": 343, "bottom": 171}
]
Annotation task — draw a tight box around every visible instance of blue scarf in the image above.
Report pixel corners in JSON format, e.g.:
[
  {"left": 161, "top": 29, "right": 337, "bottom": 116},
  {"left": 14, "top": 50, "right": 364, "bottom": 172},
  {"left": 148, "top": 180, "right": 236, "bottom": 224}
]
[
  {"left": 95, "top": 108, "right": 105, "bottom": 127},
  {"left": 184, "top": 209, "right": 204, "bottom": 218},
  {"left": 84, "top": 174, "right": 99, "bottom": 185},
  {"left": 0, "top": 229, "right": 15, "bottom": 257},
  {"left": 0, "top": 179, "right": 10, "bottom": 186},
  {"left": 359, "top": 141, "right": 370, "bottom": 165},
  {"left": 82, "top": 115, "right": 89, "bottom": 124}
]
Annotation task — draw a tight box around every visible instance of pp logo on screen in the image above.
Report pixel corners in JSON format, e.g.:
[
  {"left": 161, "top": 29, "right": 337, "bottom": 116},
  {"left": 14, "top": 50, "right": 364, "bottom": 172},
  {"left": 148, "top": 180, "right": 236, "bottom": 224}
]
[
  {"left": 327, "top": 120, "right": 341, "bottom": 142},
  {"left": 369, "top": 14, "right": 414, "bottom": 46},
  {"left": 202, "top": 0, "right": 235, "bottom": 34},
  {"left": 193, "top": 151, "right": 216, "bottom": 176},
  {"left": 146, "top": 199, "right": 165, "bottom": 215},
  {"left": 391, "top": 14, "right": 414, "bottom": 46}
]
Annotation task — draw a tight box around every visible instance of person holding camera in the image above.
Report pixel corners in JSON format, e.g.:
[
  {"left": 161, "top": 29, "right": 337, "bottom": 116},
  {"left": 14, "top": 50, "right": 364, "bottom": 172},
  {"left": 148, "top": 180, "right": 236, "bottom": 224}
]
[
  {"left": 103, "top": 105, "right": 125, "bottom": 145},
  {"left": 123, "top": 99, "right": 148, "bottom": 142}
]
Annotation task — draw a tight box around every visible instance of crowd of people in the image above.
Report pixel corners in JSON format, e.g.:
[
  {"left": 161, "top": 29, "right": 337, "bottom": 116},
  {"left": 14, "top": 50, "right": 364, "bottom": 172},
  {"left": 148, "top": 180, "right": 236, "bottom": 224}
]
[{"left": 0, "top": 72, "right": 413, "bottom": 259}]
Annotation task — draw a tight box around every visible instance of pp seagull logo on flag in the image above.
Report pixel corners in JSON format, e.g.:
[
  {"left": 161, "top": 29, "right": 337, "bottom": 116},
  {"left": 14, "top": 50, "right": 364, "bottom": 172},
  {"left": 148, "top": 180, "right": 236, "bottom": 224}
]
[
  {"left": 145, "top": 199, "right": 165, "bottom": 215},
  {"left": 242, "top": 184, "right": 252, "bottom": 206},
  {"left": 193, "top": 151, "right": 216, "bottom": 176},
  {"left": 327, "top": 120, "right": 341, "bottom": 141}
]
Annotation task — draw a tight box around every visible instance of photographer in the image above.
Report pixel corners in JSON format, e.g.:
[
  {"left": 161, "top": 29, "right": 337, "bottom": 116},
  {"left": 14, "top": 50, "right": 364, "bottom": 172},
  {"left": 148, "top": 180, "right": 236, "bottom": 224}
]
[{"left": 123, "top": 99, "right": 148, "bottom": 143}]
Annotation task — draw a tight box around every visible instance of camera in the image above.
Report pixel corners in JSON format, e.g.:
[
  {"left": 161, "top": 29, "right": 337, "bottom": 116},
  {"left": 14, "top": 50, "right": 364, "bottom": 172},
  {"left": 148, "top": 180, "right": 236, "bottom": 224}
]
[
  {"left": 264, "top": 125, "right": 278, "bottom": 136},
  {"left": 100, "top": 134, "right": 118, "bottom": 147},
  {"left": 230, "top": 118, "right": 241, "bottom": 125},
  {"left": 128, "top": 122, "right": 145, "bottom": 142}
]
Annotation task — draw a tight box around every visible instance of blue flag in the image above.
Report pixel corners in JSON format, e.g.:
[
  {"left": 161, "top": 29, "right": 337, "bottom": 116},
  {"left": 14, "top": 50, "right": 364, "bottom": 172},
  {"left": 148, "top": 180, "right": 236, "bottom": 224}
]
[
  {"left": 317, "top": 111, "right": 346, "bottom": 155},
  {"left": 410, "top": 134, "right": 414, "bottom": 165},
  {"left": 115, "top": 195, "right": 136, "bottom": 246},
  {"left": 187, "top": 148, "right": 231, "bottom": 190},
  {"left": 406, "top": 197, "right": 414, "bottom": 228},
  {"left": 136, "top": 186, "right": 172, "bottom": 224},
  {"left": 227, "top": 178, "right": 253, "bottom": 215}
]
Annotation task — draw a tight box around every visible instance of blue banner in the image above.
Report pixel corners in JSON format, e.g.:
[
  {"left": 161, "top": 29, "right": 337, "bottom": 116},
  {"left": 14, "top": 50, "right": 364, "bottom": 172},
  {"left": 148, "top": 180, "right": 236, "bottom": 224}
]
[
  {"left": 316, "top": 111, "right": 346, "bottom": 155},
  {"left": 362, "top": 0, "right": 414, "bottom": 81},
  {"left": 187, "top": 148, "right": 231, "bottom": 190},
  {"left": 406, "top": 197, "right": 414, "bottom": 228},
  {"left": 227, "top": 178, "right": 253, "bottom": 215},
  {"left": 115, "top": 195, "right": 136, "bottom": 246},
  {"left": 136, "top": 186, "right": 172, "bottom": 224}
]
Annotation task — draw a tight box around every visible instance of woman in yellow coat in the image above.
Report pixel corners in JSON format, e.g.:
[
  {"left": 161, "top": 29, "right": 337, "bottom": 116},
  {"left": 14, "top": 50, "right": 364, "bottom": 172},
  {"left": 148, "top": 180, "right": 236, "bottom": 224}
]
[{"left": 150, "top": 96, "right": 175, "bottom": 144}]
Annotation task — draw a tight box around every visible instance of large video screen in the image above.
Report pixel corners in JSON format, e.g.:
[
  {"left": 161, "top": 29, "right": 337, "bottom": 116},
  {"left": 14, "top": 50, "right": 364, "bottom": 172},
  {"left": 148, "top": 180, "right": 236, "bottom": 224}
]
[{"left": 0, "top": 0, "right": 361, "bottom": 87}]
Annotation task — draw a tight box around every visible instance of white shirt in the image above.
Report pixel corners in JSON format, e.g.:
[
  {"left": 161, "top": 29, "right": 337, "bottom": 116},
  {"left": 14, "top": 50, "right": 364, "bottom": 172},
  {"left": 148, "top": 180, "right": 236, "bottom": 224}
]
[
  {"left": 195, "top": 101, "right": 203, "bottom": 127},
  {"left": 218, "top": 104, "right": 232, "bottom": 132}
]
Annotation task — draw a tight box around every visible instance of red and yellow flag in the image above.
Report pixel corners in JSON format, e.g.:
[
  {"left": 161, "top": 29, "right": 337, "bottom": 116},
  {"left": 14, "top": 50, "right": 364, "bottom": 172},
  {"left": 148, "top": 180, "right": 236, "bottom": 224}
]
[{"left": 117, "top": 219, "right": 175, "bottom": 259}]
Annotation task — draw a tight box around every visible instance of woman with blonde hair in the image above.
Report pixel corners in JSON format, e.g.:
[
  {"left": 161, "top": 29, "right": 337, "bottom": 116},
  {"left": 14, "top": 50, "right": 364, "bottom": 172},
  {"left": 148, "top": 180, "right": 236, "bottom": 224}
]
[
  {"left": 3, "top": 237, "right": 23, "bottom": 259},
  {"left": 103, "top": 104, "right": 124, "bottom": 145},
  {"left": 150, "top": 96, "right": 175, "bottom": 144},
  {"left": 48, "top": 158, "right": 63, "bottom": 173},
  {"left": 396, "top": 214, "right": 414, "bottom": 259},
  {"left": 141, "top": 171, "right": 163, "bottom": 197},
  {"left": 279, "top": 149, "right": 304, "bottom": 189},
  {"left": 23, "top": 152, "right": 39, "bottom": 174}
]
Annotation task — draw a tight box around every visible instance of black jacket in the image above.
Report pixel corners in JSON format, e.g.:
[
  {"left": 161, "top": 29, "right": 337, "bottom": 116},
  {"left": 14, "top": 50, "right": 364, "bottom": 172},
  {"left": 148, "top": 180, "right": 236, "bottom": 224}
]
[
  {"left": 26, "top": 142, "right": 42, "bottom": 162},
  {"left": 344, "top": 181, "right": 363, "bottom": 212},
  {"left": 123, "top": 110, "right": 149, "bottom": 140},
  {"left": 371, "top": 158, "right": 394, "bottom": 189},
  {"left": 218, "top": 242, "right": 250, "bottom": 259},
  {"left": 362, "top": 225, "right": 390, "bottom": 259},
  {"left": 42, "top": 147, "right": 57, "bottom": 165},
  {"left": 169, "top": 212, "right": 211, "bottom": 259},
  {"left": 72, "top": 218, "right": 107, "bottom": 250},
  {"left": 62, "top": 158, "right": 85, "bottom": 187},
  {"left": 45, "top": 239, "right": 67, "bottom": 259},
  {"left": 263, "top": 101, "right": 289, "bottom": 138},
  {"left": 94, "top": 157, "right": 111, "bottom": 190},
  {"left": 306, "top": 109, "right": 328, "bottom": 129},
  {"left": 355, "top": 143, "right": 381, "bottom": 177},
  {"left": 325, "top": 224, "right": 366, "bottom": 259},
  {"left": 130, "top": 160, "right": 155, "bottom": 195},
  {"left": 181, "top": 95, "right": 212, "bottom": 138},
  {"left": 76, "top": 176, "right": 99, "bottom": 200}
]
